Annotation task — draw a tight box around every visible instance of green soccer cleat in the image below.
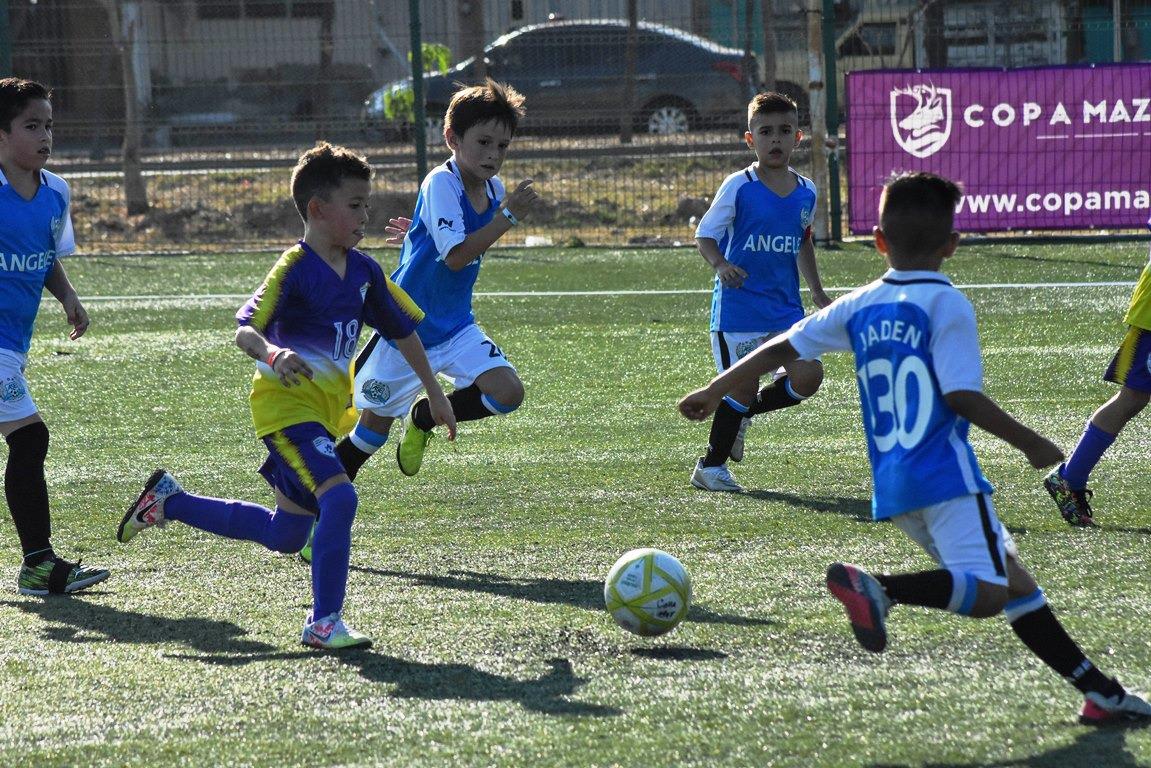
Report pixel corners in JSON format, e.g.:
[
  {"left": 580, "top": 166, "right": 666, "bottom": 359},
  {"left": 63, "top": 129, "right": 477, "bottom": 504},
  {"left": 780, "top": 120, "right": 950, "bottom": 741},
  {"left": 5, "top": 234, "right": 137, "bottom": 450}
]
[
  {"left": 18, "top": 557, "right": 110, "bottom": 596},
  {"left": 298, "top": 521, "right": 315, "bottom": 564},
  {"left": 301, "top": 612, "right": 372, "bottom": 650},
  {"left": 395, "top": 413, "right": 433, "bottom": 477}
]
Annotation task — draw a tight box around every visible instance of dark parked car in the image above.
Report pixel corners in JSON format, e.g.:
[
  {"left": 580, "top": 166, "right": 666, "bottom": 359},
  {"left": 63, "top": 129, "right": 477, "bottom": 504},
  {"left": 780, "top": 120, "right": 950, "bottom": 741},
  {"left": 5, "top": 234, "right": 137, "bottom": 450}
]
[{"left": 364, "top": 19, "right": 756, "bottom": 138}]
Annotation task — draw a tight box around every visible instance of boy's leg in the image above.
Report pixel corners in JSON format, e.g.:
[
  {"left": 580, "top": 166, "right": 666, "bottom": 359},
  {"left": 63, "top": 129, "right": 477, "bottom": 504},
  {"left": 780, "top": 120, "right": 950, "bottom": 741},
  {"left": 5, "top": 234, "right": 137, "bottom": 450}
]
[
  {"left": 4, "top": 411, "right": 109, "bottom": 596},
  {"left": 745, "top": 359, "right": 823, "bottom": 417},
  {"left": 398, "top": 326, "right": 521, "bottom": 476},
  {"left": 336, "top": 411, "right": 396, "bottom": 482},
  {"left": 350, "top": 337, "right": 430, "bottom": 477},
  {"left": 1003, "top": 554, "right": 1151, "bottom": 724}
]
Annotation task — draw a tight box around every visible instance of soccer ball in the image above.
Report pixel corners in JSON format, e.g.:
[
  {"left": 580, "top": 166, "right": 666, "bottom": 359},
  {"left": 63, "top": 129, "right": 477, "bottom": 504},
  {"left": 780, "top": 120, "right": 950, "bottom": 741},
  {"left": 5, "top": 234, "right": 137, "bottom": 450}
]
[{"left": 604, "top": 548, "right": 691, "bottom": 636}]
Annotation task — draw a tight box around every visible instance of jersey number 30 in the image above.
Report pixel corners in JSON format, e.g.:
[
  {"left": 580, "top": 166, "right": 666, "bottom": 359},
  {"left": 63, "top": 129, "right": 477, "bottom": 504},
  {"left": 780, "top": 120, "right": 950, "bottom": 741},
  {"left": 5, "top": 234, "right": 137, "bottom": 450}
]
[{"left": 856, "top": 357, "right": 933, "bottom": 452}]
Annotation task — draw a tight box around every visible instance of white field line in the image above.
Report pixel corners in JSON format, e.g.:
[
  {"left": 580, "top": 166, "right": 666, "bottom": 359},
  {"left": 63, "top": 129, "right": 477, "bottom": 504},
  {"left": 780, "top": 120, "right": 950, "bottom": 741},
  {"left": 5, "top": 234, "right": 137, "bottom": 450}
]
[{"left": 73, "top": 280, "right": 1137, "bottom": 303}]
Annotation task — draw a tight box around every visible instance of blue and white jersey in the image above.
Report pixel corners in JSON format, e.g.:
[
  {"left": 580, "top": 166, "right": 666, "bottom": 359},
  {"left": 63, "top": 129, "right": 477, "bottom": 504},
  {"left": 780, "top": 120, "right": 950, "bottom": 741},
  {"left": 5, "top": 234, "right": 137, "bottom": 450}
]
[
  {"left": 695, "top": 165, "right": 816, "bottom": 333},
  {"left": 392, "top": 160, "right": 505, "bottom": 348},
  {"left": 786, "top": 269, "right": 993, "bottom": 520},
  {"left": 0, "top": 168, "right": 75, "bottom": 359}
]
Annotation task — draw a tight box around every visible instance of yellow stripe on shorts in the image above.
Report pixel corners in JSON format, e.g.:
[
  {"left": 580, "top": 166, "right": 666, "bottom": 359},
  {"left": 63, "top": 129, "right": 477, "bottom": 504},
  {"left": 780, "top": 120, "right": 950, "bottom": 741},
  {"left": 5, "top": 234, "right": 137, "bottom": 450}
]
[{"left": 269, "top": 430, "right": 317, "bottom": 493}]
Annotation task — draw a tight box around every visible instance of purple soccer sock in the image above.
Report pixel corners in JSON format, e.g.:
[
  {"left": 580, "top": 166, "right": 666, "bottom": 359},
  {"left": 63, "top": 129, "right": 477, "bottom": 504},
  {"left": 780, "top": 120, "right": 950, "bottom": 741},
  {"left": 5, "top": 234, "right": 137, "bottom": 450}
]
[
  {"left": 1063, "top": 422, "right": 1116, "bottom": 490},
  {"left": 309, "top": 482, "right": 357, "bottom": 620},
  {"left": 165, "top": 493, "right": 311, "bottom": 553}
]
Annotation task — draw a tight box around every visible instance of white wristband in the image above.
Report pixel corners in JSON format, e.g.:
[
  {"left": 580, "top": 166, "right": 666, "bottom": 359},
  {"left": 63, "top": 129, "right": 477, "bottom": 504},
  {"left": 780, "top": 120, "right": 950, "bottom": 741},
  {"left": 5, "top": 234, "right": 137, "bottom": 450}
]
[{"left": 501, "top": 206, "right": 519, "bottom": 226}]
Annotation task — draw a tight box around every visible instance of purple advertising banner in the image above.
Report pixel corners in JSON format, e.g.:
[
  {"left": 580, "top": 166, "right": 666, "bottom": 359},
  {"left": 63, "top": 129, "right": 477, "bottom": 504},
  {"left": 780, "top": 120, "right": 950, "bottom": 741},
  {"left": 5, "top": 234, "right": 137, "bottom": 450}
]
[{"left": 845, "top": 65, "right": 1151, "bottom": 233}]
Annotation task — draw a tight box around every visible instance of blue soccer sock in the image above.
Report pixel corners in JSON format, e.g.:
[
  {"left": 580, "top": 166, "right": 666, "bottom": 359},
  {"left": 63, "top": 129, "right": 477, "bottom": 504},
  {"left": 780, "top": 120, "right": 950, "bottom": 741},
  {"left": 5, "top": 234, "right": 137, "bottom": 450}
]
[
  {"left": 165, "top": 493, "right": 312, "bottom": 553},
  {"left": 310, "top": 482, "right": 357, "bottom": 620},
  {"left": 1063, "top": 421, "right": 1116, "bottom": 490}
]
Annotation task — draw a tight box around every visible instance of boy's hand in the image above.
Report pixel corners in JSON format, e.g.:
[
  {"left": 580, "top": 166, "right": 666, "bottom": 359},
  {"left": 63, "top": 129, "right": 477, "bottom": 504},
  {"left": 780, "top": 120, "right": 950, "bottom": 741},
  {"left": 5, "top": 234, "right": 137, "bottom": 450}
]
[
  {"left": 62, "top": 295, "right": 89, "bottom": 340},
  {"left": 678, "top": 386, "right": 722, "bottom": 421},
  {"left": 1023, "top": 435, "right": 1064, "bottom": 469},
  {"left": 715, "top": 260, "right": 748, "bottom": 289},
  {"left": 271, "top": 349, "right": 313, "bottom": 387},
  {"left": 811, "top": 288, "right": 832, "bottom": 309},
  {"left": 427, "top": 389, "right": 458, "bottom": 441},
  {"left": 384, "top": 216, "right": 412, "bottom": 245},
  {"left": 504, "top": 179, "right": 541, "bottom": 221}
]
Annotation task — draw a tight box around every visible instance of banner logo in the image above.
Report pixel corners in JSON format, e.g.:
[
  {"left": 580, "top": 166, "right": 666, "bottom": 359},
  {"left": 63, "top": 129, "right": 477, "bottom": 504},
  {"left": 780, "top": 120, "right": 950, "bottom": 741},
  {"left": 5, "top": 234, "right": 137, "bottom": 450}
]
[{"left": 891, "top": 84, "right": 952, "bottom": 158}]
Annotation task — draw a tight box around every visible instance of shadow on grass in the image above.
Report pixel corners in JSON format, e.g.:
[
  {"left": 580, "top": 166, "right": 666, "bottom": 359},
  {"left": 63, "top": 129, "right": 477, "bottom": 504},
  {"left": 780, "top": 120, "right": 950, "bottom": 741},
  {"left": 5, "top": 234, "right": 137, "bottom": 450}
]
[
  {"left": 867, "top": 720, "right": 1149, "bottom": 767},
  {"left": 173, "top": 648, "right": 620, "bottom": 716},
  {"left": 1, "top": 598, "right": 275, "bottom": 654},
  {"left": 741, "top": 489, "right": 873, "bottom": 522},
  {"left": 351, "top": 567, "right": 773, "bottom": 628},
  {"left": 631, "top": 647, "right": 727, "bottom": 661}
]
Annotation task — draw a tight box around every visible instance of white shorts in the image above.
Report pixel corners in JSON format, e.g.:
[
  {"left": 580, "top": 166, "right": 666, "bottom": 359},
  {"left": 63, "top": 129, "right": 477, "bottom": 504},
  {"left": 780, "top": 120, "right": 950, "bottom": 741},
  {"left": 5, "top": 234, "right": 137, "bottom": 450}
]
[
  {"left": 353, "top": 323, "right": 515, "bottom": 418},
  {"left": 711, "top": 330, "right": 805, "bottom": 377},
  {"left": 890, "top": 494, "right": 1016, "bottom": 586},
  {"left": 0, "top": 349, "right": 38, "bottom": 423}
]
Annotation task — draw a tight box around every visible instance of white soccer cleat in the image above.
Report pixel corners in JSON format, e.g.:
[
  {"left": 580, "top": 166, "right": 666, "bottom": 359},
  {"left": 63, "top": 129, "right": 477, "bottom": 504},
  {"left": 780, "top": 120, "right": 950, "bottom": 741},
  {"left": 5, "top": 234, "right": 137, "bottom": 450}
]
[
  {"left": 690, "top": 460, "right": 744, "bottom": 492},
  {"left": 1081, "top": 684, "right": 1151, "bottom": 725},
  {"left": 301, "top": 612, "right": 373, "bottom": 650},
  {"left": 117, "top": 469, "right": 182, "bottom": 544},
  {"left": 729, "top": 417, "right": 751, "bottom": 463}
]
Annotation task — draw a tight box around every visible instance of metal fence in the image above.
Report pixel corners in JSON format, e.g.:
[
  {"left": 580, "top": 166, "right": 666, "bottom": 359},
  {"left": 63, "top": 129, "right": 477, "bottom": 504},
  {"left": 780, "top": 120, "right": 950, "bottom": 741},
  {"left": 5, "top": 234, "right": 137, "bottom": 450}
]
[{"left": 10, "top": 0, "right": 1151, "bottom": 252}]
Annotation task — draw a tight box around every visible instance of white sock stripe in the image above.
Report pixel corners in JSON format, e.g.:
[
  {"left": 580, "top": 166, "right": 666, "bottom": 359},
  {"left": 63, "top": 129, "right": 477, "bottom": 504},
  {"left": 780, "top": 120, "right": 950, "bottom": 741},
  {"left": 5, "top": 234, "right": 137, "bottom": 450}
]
[
  {"left": 945, "top": 568, "right": 969, "bottom": 613},
  {"left": 349, "top": 432, "right": 382, "bottom": 454},
  {"left": 784, "top": 378, "right": 806, "bottom": 401}
]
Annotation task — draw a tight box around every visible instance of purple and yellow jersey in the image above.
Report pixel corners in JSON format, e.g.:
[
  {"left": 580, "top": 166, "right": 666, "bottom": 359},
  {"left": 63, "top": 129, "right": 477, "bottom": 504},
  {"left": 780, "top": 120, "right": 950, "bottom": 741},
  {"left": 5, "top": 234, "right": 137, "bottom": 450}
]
[
  {"left": 236, "top": 241, "right": 423, "bottom": 438},
  {"left": 1124, "top": 216, "right": 1151, "bottom": 331}
]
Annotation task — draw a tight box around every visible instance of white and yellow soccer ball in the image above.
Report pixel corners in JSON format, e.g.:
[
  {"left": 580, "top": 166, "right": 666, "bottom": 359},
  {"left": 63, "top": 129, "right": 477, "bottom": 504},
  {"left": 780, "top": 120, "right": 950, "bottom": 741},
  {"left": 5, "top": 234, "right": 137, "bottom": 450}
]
[{"left": 604, "top": 548, "right": 691, "bottom": 636}]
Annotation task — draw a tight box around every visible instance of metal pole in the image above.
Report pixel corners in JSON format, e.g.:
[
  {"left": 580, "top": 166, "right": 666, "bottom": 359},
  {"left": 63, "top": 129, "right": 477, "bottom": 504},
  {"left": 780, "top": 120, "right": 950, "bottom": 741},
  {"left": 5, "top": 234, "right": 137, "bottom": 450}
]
[
  {"left": 1113, "top": 0, "right": 1122, "bottom": 61},
  {"left": 409, "top": 0, "right": 427, "bottom": 182},
  {"left": 0, "top": 0, "right": 11, "bottom": 77},
  {"left": 821, "top": 0, "right": 842, "bottom": 241}
]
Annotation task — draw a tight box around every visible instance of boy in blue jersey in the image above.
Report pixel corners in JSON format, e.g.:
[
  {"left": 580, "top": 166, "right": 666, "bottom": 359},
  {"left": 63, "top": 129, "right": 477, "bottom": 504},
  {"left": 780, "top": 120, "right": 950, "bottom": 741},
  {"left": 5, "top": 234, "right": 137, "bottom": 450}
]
[
  {"left": 337, "top": 80, "right": 540, "bottom": 482},
  {"left": 0, "top": 78, "right": 109, "bottom": 596},
  {"left": 690, "top": 92, "right": 831, "bottom": 493},
  {"left": 1043, "top": 215, "right": 1151, "bottom": 526},
  {"left": 679, "top": 172, "right": 1151, "bottom": 724},
  {"left": 118, "top": 142, "right": 454, "bottom": 649}
]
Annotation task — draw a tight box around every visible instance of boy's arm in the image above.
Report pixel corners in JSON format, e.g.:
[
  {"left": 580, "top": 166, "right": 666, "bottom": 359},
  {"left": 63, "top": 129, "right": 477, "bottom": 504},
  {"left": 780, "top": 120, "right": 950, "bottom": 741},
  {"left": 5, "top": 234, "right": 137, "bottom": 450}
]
[
  {"left": 42, "top": 261, "right": 89, "bottom": 340},
  {"left": 679, "top": 336, "right": 801, "bottom": 420},
  {"left": 697, "top": 237, "right": 748, "bottom": 289},
  {"left": 393, "top": 332, "right": 458, "bottom": 440},
  {"left": 944, "top": 390, "right": 1063, "bottom": 469},
  {"left": 235, "top": 325, "right": 313, "bottom": 387},
  {"left": 797, "top": 236, "right": 831, "bottom": 309},
  {"left": 443, "top": 179, "right": 540, "bottom": 271}
]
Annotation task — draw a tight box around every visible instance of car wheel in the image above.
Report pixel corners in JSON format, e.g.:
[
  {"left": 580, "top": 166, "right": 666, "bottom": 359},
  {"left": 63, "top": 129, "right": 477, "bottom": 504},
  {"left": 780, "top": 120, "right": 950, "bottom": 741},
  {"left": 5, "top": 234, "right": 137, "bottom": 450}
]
[{"left": 643, "top": 101, "right": 693, "bottom": 135}]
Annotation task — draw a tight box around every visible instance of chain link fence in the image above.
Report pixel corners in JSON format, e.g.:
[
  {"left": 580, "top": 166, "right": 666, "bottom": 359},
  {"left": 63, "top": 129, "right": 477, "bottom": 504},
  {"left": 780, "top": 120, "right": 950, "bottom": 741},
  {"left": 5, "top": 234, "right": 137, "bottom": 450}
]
[{"left": 11, "top": 0, "right": 1149, "bottom": 252}]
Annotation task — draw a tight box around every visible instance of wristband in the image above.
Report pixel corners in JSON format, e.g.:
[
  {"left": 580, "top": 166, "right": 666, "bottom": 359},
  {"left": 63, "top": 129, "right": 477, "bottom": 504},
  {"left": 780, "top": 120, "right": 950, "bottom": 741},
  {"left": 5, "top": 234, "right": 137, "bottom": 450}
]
[
  {"left": 501, "top": 206, "right": 519, "bottom": 226},
  {"left": 266, "top": 349, "right": 283, "bottom": 368}
]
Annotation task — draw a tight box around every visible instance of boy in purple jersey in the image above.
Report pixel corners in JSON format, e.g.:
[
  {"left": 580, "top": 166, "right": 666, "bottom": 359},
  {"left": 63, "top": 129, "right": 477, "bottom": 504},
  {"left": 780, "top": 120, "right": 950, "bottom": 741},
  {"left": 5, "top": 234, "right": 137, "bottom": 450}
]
[
  {"left": 679, "top": 172, "right": 1151, "bottom": 725},
  {"left": 118, "top": 143, "right": 454, "bottom": 649},
  {"left": 689, "top": 92, "right": 831, "bottom": 493},
  {"left": 0, "top": 77, "right": 109, "bottom": 596},
  {"left": 1043, "top": 215, "right": 1151, "bottom": 526}
]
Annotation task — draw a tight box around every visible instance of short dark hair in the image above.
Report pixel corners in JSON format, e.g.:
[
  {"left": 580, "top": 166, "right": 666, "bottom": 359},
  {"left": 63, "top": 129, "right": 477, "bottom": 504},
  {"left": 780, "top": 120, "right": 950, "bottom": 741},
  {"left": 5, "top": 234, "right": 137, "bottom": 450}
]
[
  {"left": 748, "top": 91, "right": 797, "bottom": 127},
  {"left": 445, "top": 79, "right": 526, "bottom": 138},
  {"left": 290, "top": 141, "right": 371, "bottom": 221},
  {"left": 0, "top": 77, "right": 51, "bottom": 133},
  {"left": 879, "top": 172, "right": 962, "bottom": 257}
]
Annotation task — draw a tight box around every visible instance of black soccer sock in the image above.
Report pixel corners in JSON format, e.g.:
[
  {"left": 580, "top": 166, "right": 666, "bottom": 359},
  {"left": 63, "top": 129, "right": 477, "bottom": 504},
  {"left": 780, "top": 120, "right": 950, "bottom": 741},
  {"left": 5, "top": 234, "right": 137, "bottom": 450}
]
[
  {"left": 702, "top": 400, "right": 746, "bottom": 467},
  {"left": 1007, "top": 596, "right": 1115, "bottom": 695},
  {"left": 875, "top": 569, "right": 954, "bottom": 609},
  {"left": 335, "top": 438, "right": 371, "bottom": 482},
  {"left": 746, "top": 376, "right": 804, "bottom": 417},
  {"left": 5, "top": 422, "right": 54, "bottom": 564},
  {"left": 412, "top": 384, "right": 493, "bottom": 431}
]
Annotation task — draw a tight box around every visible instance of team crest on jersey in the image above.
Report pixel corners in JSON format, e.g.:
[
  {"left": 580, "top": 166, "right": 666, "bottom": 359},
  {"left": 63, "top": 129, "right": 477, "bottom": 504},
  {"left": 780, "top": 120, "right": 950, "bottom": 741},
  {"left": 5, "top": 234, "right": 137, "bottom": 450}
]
[
  {"left": 312, "top": 436, "right": 337, "bottom": 458},
  {"left": 736, "top": 339, "right": 760, "bottom": 359},
  {"left": 360, "top": 282, "right": 369, "bottom": 303},
  {"left": 1, "top": 376, "right": 27, "bottom": 403},
  {"left": 890, "top": 83, "right": 952, "bottom": 158},
  {"left": 361, "top": 379, "right": 391, "bottom": 405},
  {"left": 1145, "top": 352, "right": 1151, "bottom": 376}
]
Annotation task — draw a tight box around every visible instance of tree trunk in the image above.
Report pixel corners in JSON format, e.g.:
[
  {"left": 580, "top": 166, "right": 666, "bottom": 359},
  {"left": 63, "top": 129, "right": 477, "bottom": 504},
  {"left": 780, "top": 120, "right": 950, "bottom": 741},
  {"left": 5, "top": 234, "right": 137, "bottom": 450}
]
[
  {"left": 923, "top": 0, "right": 948, "bottom": 68},
  {"left": 619, "top": 0, "right": 638, "bottom": 144},
  {"left": 460, "top": 0, "right": 486, "bottom": 80},
  {"left": 315, "top": 0, "right": 335, "bottom": 139},
  {"left": 806, "top": 0, "right": 830, "bottom": 242},
  {"left": 105, "top": 0, "right": 149, "bottom": 216},
  {"left": 761, "top": 0, "right": 776, "bottom": 90}
]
